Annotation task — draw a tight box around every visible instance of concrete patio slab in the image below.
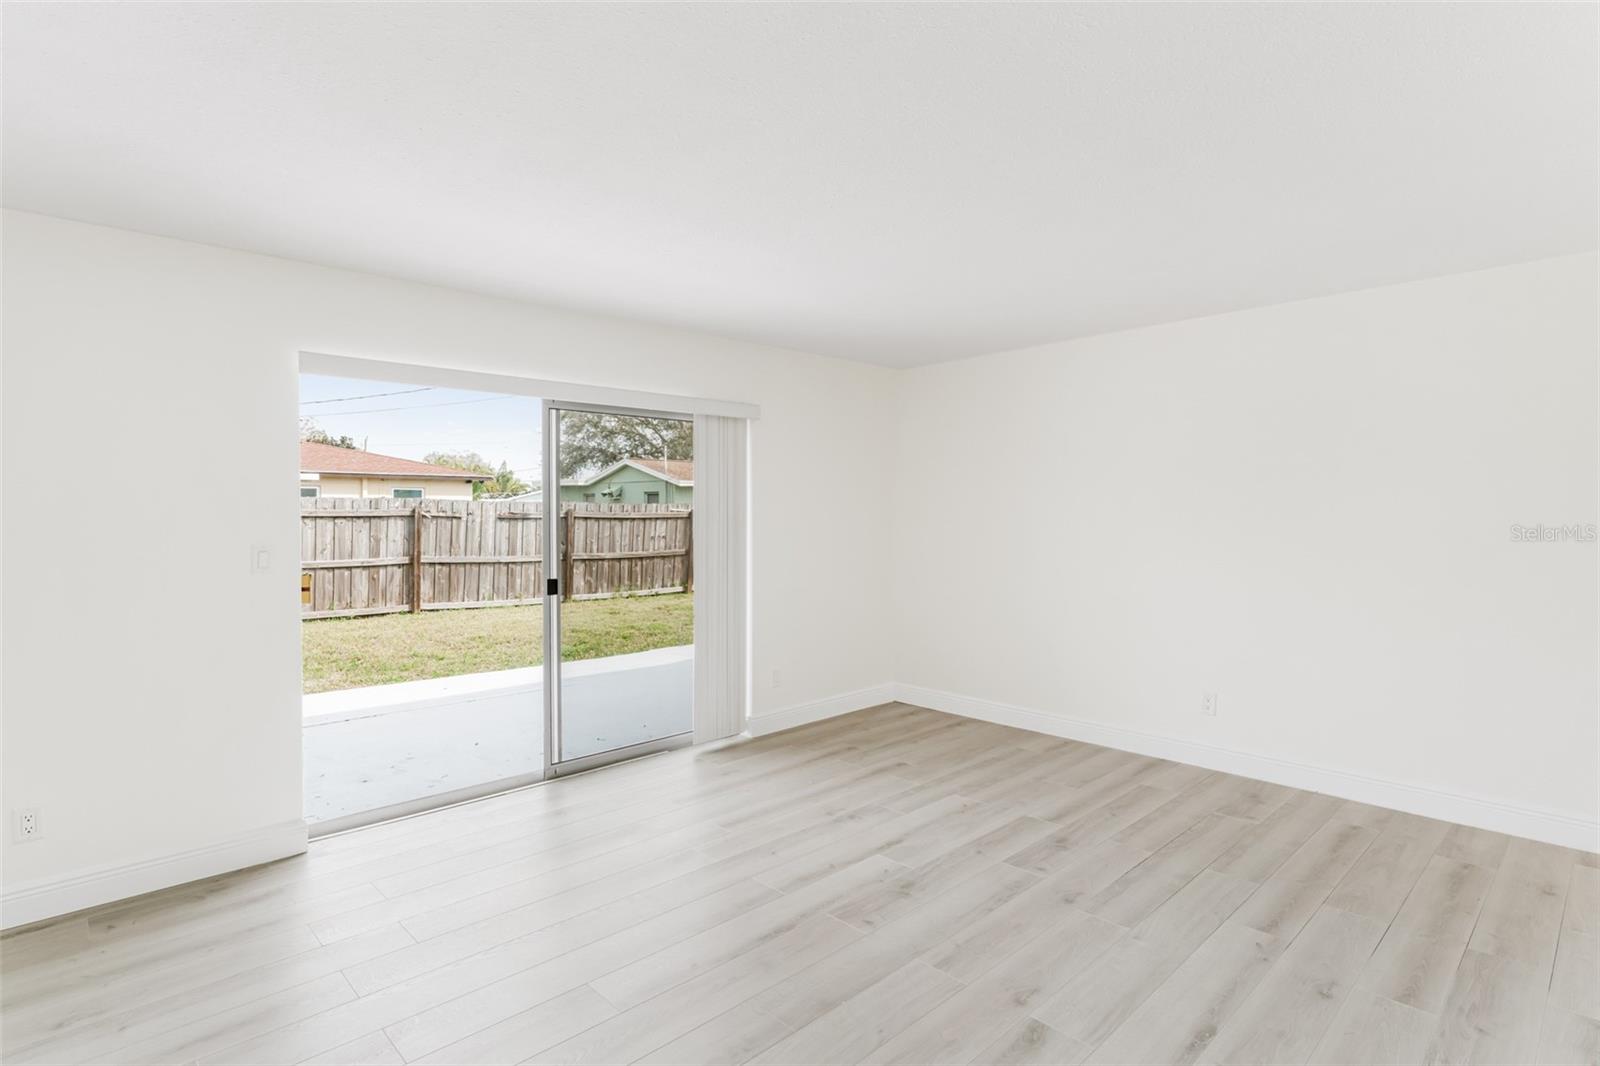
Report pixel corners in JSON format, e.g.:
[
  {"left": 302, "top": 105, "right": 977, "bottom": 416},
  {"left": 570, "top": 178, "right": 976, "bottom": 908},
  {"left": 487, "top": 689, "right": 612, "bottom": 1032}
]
[{"left": 303, "top": 645, "right": 692, "bottom": 824}]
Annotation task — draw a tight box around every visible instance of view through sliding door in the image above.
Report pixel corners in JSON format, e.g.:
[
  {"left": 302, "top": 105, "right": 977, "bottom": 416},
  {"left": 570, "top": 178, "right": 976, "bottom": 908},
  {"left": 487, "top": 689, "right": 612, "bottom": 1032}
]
[
  {"left": 542, "top": 400, "right": 696, "bottom": 775},
  {"left": 298, "top": 378, "right": 698, "bottom": 831},
  {"left": 298, "top": 371, "right": 547, "bottom": 834}
]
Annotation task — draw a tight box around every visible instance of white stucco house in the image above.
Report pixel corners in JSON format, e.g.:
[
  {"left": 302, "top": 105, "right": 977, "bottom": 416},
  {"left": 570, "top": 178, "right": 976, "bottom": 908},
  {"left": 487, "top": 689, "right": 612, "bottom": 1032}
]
[{"left": 299, "top": 441, "right": 487, "bottom": 499}]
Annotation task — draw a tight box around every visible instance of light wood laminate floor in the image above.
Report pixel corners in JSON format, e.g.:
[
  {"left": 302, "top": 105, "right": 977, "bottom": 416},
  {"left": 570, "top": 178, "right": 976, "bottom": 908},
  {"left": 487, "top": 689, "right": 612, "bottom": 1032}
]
[{"left": 3, "top": 704, "right": 1597, "bottom": 1065}]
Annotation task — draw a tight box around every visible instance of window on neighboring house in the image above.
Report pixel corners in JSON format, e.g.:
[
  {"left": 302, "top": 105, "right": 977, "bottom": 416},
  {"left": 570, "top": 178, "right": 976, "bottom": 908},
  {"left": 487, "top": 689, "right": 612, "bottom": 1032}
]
[
  {"left": 645, "top": 491, "right": 661, "bottom": 504},
  {"left": 301, "top": 486, "right": 320, "bottom": 498},
  {"left": 392, "top": 488, "right": 424, "bottom": 499},
  {"left": 583, "top": 492, "right": 596, "bottom": 502}
]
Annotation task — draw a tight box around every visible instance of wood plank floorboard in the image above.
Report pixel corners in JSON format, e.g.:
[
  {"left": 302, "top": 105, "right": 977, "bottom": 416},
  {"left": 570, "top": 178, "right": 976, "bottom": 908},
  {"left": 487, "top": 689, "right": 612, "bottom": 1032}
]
[{"left": 3, "top": 703, "right": 1595, "bottom": 1065}]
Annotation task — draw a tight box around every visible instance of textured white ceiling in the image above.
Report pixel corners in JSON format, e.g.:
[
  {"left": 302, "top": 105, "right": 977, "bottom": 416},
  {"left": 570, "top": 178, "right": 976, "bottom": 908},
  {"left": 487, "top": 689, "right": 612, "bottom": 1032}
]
[{"left": 3, "top": 3, "right": 1594, "bottom": 367}]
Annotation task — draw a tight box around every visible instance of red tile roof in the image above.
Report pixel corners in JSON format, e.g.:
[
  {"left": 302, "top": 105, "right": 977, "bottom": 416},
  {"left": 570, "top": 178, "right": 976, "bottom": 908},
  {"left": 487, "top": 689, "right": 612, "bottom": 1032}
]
[
  {"left": 299, "top": 441, "right": 488, "bottom": 480},
  {"left": 625, "top": 457, "right": 694, "bottom": 482}
]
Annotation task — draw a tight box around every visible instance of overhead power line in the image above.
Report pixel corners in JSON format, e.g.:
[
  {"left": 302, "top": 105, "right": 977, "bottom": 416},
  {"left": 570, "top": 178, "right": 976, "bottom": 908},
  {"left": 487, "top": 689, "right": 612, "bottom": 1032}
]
[
  {"left": 306, "top": 395, "right": 521, "bottom": 417},
  {"left": 300, "top": 386, "right": 433, "bottom": 406}
]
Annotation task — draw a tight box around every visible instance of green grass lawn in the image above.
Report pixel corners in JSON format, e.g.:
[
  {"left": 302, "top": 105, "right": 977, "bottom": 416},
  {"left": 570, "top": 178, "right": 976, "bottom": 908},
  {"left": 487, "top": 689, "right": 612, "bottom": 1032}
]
[{"left": 301, "top": 594, "right": 692, "bottom": 694}]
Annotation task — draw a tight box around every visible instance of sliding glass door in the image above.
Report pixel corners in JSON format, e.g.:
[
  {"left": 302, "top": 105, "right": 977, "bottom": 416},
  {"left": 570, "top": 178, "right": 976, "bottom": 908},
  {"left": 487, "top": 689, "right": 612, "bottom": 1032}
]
[
  {"left": 542, "top": 401, "right": 695, "bottom": 775},
  {"left": 300, "top": 378, "right": 699, "bottom": 832},
  {"left": 298, "top": 371, "right": 547, "bottom": 834}
]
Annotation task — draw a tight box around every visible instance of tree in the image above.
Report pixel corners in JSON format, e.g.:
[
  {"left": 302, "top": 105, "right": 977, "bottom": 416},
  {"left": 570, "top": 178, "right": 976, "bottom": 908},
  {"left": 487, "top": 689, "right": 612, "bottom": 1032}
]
[
  {"left": 425, "top": 452, "right": 528, "bottom": 498},
  {"left": 422, "top": 450, "right": 494, "bottom": 475},
  {"left": 557, "top": 413, "right": 691, "bottom": 479},
  {"left": 299, "top": 419, "right": 357, "bottom": 449},
  {"left": 481, "top": 462, "right": 530, "bottom": 498}
]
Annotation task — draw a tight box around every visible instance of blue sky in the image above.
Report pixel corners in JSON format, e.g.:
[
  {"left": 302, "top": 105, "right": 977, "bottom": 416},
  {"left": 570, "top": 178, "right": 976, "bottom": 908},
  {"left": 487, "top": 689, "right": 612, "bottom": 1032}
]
[{"left": 299, "top": 374, "right": 542, "bottom": 478}]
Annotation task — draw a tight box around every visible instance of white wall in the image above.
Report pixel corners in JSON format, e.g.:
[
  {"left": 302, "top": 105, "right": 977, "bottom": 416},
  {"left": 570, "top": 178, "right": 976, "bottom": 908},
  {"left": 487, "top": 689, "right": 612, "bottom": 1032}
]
[
  {"left": 892, "top": 254, "right": 1599, "bottom": 848},
  {"left": 0, "top": 211, "right": 896, "bottom": 919},
  {"left": 4, "top": 211, "right": 1594, "bottom": 925}
]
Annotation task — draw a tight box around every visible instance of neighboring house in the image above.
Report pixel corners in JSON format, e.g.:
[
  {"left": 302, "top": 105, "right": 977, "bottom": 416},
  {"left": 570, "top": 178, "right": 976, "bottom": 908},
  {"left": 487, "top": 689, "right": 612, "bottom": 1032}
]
[
  {"left": 299, "top": 441, "right": 487, "bottom": 499},
  {"left": 561, "top": 457, "right": 693, "bottom": 506}
]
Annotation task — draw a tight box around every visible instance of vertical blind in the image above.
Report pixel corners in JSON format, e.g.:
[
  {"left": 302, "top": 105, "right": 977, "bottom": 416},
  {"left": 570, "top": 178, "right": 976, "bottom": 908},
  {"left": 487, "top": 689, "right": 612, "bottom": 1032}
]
[{"left": 691, "top": 414, "right": 750, "bottom": 743}]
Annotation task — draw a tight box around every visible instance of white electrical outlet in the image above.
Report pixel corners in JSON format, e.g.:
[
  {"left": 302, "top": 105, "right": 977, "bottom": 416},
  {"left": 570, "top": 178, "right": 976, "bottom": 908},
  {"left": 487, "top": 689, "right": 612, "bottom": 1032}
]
[
  {"left": 1201, "top": 692, "right": 1218, "bottom": 717},
  {"left": 771, "top": 669, "right": 782, "bottom": 688},
  {"left": 14, "top": 808, "right": 41, "bottom": 843}
]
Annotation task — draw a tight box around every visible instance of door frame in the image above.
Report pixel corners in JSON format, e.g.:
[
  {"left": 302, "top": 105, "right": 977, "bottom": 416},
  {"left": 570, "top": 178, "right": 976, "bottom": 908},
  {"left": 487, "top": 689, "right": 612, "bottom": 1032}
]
[
  {"left": 298, "top": 350, "right": 746, "bottom": 833},
  {"left": 540, "top": 397, "right": 696, "bottom": 778}
]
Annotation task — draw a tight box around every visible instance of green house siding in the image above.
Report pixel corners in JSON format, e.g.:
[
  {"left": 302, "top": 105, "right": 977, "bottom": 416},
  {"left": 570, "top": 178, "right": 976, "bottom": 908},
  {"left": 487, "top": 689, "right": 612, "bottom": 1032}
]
[{"left": 559, "top": 468, "right": 692, "bottom": 507}]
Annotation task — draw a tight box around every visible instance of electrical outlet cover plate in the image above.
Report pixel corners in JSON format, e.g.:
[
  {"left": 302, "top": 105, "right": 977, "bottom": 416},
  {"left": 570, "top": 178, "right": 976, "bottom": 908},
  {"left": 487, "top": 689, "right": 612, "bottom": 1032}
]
[{"left": 15, "top": 808, "right": 41, "bottom": 842}]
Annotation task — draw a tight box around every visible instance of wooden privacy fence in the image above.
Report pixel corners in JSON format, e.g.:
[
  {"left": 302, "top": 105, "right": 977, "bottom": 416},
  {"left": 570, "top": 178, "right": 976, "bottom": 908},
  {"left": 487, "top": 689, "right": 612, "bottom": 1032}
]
[{"left": 300, "top": 498, "right": 692, "bottom": 619}]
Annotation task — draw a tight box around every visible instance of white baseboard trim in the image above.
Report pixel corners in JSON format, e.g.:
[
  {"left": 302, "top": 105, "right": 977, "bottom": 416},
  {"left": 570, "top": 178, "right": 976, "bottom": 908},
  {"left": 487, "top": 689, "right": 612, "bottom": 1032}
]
[
  {"left": 1, "top": 819, "right": 309, "bottom": 930},
  {"left": 893, "top": 683, "right": 1599, "bottom": 852},
  {"left": 7, "top": 680, "right": 1588, "bottom": 928},
  {"left": 747, "top": 683, "right": 898, "bottom": 738}
]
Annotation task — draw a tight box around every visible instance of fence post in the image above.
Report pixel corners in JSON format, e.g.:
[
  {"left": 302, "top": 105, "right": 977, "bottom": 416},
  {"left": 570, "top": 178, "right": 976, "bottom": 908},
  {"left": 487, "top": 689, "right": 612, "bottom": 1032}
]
[
  {"left": 562, "top": 507, "right": 576, "bottom": 602},
  {"left": 683, "top": 509, "right": 694, "bottom": 594},
  {"left": 410, "top": 504, "right": 423, "bottom": 613}
]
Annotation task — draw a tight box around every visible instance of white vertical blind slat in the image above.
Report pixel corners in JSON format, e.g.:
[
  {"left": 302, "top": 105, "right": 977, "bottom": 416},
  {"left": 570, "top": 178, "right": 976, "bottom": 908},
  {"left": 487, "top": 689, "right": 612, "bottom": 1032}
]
[{"left": 691, "top": 414, "right": 750, "bottom": 743}]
